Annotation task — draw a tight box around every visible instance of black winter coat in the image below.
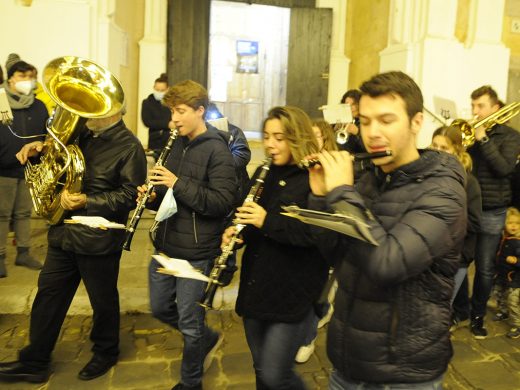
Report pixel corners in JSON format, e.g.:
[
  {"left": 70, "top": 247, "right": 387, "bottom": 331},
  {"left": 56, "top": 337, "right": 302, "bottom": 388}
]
[
  {"left": 468, "top": 123, "right": 520, "bottom": 210},
  {"left": 150, "top": 126, "right": 237, "bottom": 262},
  {"left": 48, "top": 121, "right": 147, "bottom": 255},
  {"left": 236, "top": 164, "right": 329, "bottom": 322},
  {"left": 0, "top": 98, "right": 47, "bottom": 178},
  {"left": 496, "top": 236, "right": 520, "bottom": 288},
  {"left": 141, "top": 94, "right": 171, "bottom": 151},
  {"left": 461, "top": 172, "right": 482, "bottom": 266},
  {"left": 310, "top": 150, "right": 466, "bottom": 384}
]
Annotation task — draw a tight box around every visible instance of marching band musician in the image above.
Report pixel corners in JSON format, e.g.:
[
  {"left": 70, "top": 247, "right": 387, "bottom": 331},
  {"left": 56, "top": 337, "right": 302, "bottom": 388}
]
[
  {"left": 0, "top": 110, "right": 147, "bottom": 383},
  {"left": 466, "top": 85, "right": 520, "bottom": 339},
  {"left": 306, "top": 71, "right": 466, "bottom": 389},
  {"left": 221, "top": 106, "right": 329, "bottom": 390},
  {"left": 140, "top": 80, "right": 237, "bottom": 390}
]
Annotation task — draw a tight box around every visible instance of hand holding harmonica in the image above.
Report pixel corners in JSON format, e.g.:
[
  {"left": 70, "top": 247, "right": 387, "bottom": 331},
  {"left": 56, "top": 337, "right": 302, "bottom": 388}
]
[{"left": 304, "top": 150, "right": 392, "bottom": 196}]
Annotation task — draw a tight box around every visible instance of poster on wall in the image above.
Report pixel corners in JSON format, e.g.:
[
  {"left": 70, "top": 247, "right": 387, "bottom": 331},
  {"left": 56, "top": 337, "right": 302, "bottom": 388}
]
[{"left": 236, "top": 40, "right": 259, "bottom": 74}]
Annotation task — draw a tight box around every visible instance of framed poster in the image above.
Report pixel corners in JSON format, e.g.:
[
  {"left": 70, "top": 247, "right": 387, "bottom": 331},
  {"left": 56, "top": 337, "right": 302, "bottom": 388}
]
[{"left": 236, "top": 40, "right": 259, "bottom": 74}]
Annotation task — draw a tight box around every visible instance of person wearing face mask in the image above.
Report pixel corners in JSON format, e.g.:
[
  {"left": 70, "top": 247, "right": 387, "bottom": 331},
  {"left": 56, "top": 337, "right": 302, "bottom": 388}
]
[
  {"left": 0, "top": 53, "right": 48, "bottom": 277},
  {"left": 0, "top": 109, "right": 147, "bottom": 384},
  {"left": 27, "top": 64, "right": 55, "bottom": 115},
  {"left": 141, "top": 73, "right": 174, "bottom": 160}
]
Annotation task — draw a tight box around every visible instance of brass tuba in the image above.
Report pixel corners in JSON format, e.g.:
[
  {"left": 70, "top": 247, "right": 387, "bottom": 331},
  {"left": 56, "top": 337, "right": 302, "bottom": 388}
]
[
  {"left": 451, "top": 102, "right": 520, "bottom": 148},
  {"left": 25, "top": 56, "right": 125, "bottom": 224}
]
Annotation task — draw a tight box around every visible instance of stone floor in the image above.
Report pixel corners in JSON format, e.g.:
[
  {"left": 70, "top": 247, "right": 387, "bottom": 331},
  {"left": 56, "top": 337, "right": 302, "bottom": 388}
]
[{"left": 1, "top": 142, "right": 520, "bottom": 389}]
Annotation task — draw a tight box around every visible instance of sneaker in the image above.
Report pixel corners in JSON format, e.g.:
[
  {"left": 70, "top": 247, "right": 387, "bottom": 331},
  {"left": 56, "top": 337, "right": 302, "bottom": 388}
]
[
  {"left": 317, "top": 305, "right": 334, "bottom": 329},
  {"left": 449, "top": 313, "right": 469, "bottom": 332},
  {"left": 295, "top": 340, "right": 315, "bottom": 363},
  {"left": 470, "top": 316, "right": 488, "bottom": 339},
  {"left": 15, "top": 252, "right": 43, "bottom": 270},
  {"left": 203, "top": 332, "right": 223, "bottom": 372},
  {"left": 492, "top": 312, "right": 509, "bottom": 322},
  {"left": 506, "top": 327, "right": 520, "bottom": 339}
]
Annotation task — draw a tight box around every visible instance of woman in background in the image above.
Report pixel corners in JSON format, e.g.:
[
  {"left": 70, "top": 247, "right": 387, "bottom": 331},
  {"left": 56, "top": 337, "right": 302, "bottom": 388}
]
[{"left": 430, "top": 125, "right": 482, "bottom": 328}]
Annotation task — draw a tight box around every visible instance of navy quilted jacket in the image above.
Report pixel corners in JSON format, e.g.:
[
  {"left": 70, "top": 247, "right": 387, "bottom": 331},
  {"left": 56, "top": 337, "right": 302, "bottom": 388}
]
[{"left": 310, "top": 149, "right": 467, "bottom": 384}]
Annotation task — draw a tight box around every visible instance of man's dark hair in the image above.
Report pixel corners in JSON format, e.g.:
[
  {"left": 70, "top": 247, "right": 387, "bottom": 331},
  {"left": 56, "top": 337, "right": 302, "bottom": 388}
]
[
  {"left": 155, "top": 73, "right": 168, "bottom": 84},
  {"left": 7, "top": 60, "right": 33, "bottom": 80},
  {"left": 471, "top": 85, "right": 499, "bottom": 106},
  {"left": 359, "top": 71, "right": 423, "bottom": 120},
  {"left": 340, "top": 89, "right": 361, "bottom": 104}
]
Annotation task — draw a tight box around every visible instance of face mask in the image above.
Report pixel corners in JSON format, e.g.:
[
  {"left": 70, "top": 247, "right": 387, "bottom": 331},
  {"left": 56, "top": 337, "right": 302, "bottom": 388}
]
[
  {"left": 31, "top": 79, "right": 37, "bottom": 90},
  {"left": 15, "top": 80, "right": 33, "bottom": 96},
  {"left": 153, "top": 91, "right": 165, "bottom": 101}
]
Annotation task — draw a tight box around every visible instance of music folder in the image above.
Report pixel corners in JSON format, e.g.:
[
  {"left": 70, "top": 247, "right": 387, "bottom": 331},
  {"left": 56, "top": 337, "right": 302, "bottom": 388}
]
[{"left": 281, "top": 205, "right": 378, "bottom": 246}]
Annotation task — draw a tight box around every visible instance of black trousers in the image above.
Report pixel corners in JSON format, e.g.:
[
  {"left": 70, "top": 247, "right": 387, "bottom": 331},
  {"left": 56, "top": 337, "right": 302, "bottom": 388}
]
[{"left": 19, "top": 245, "right": 121, "bottom": 369}]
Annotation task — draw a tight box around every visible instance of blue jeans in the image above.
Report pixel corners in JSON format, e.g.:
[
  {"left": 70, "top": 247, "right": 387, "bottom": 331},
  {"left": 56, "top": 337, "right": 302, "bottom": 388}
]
[
  {"left": 451, "top": 267, "right": 467, "bottom": 305},
  {"left": 329, "top": 370, "right": 444, "bottom": 390},
  {"left": 149, "top": 257, "right": 216, "bottom": 387},
  {"left": 243, "top": 308, "right": 315, "bottom": 390},
  {"left": 471, "top": 208, "right": 507, "bottom": 319}
]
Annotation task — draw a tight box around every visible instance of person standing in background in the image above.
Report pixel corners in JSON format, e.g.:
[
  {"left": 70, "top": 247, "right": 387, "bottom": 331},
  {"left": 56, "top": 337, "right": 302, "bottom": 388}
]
[
  {"left": 0, "top": 53, "right": 48, "bottom": 277},
  {"left": 141, "top": 73, "right": 174, "bottom": 160},
  {"left": 467, "top": 85, "right": 520, "bottom": 339}
]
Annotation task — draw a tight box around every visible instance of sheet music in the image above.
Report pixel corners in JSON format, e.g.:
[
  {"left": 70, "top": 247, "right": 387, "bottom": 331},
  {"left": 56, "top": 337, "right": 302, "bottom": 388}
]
[
  {"left": 153, "top": 254, "right": 210, "bottom": 281},
  {"left": 64, "top": 216, "right": 126, "bottom": 230},
  {"left": 320, "top": 104, "right": 353, "bottom": 124},
  {"left": 281, "top": 205, "right": 378, "bottom": 246},
  {"left": 207, "top": 117, "right": 229, "bottom": 132}
]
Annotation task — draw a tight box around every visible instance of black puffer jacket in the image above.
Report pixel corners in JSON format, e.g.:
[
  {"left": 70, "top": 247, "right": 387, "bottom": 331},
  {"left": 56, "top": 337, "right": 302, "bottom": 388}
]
[
  {"left": 48, "top": 121, "right": 147, "bottom": 255},
  {"left": 0, "top": 98, "right": 47, "bottom": 178},
  {"left": 150, "top": 126, "right": 237, "bottom": 261},
  {"left": 468, "top": 123, "right": 520, "bottom": 210},
  {"left": 310, "top": 150, "right": 466, "bottom": 384},
  {"left": 236, "top": 164, "right": 329, "bottom": 322}
]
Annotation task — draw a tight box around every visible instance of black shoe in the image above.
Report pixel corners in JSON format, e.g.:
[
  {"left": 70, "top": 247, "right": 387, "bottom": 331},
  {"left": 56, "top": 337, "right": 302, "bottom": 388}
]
[
  {"left": 0, "top": 360, "right": 49, "bottom": 383},
  {"left": 171, "top": 383, "right": 202, "bottom": 390},
  {"left": 470, "top": 316, "right": 488, "bottom": 339},
  {"left": 449, "top": 313, "right": 469, "bottom": 332},
  {"left": 77, "top": 355, "right": 117, "bottom": 381}
]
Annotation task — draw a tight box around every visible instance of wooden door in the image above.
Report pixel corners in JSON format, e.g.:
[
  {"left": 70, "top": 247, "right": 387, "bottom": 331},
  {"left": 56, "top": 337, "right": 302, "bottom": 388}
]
[
  {"left": 286, "top": 7, "right": 332, "bottom": 118},
  {"left": 167, "top": 0, "right": 211, "bottom": 87}
]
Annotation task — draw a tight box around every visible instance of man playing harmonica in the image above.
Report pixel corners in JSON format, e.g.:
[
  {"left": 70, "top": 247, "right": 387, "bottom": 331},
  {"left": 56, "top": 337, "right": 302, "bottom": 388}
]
[{"left": 307, "top": 71, "right": 467, "bottom": 390}]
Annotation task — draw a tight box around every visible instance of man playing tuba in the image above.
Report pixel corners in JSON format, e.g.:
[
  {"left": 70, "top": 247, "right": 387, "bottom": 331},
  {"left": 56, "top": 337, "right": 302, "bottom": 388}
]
[{"left": 0, "top": 107, "right": 147, "bottom": 383}]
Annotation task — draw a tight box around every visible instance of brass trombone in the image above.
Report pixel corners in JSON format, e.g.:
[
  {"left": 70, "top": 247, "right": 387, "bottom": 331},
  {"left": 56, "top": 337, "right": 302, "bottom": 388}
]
[{"left": 451, "top": 102, "right": 520, "bottom": 148}]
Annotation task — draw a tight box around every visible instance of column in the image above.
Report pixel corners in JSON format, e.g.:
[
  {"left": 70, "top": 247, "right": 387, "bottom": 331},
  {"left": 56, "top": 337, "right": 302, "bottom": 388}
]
[
  {"left": 316, "top": 0, "right": 350, "bottom": 104},
  {"left": 137, "top": 0, "right": 168, "bottom": 147}
]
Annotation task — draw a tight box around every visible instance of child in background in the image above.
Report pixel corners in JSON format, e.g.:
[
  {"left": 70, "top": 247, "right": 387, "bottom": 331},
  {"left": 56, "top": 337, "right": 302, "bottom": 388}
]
[{"left": 493, "top": 207, "right": 520, "bottom": 338}]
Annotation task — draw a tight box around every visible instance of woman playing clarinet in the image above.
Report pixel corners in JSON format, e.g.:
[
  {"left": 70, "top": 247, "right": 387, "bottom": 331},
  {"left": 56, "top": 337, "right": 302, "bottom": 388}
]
[{"left": 222, "top": 106, "right": 329, "bottom": 390}]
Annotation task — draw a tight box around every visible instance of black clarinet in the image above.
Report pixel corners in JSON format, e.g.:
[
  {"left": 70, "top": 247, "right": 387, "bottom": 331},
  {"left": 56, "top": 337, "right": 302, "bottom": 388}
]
[
  {"left": 199, "top": 156, "right": 272, "bottom": 309},
  {"left": 122, "top": 129, "right": 179, "bottom": 251}
]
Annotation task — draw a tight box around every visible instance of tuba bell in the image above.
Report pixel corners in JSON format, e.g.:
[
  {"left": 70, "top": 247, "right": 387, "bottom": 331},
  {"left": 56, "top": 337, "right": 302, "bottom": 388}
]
[
  {"left": 451, "top": 102, "right": 520, "bottom": 148},
  {"left": 24, "top": 56, "right": 125, "bottom": 224}
]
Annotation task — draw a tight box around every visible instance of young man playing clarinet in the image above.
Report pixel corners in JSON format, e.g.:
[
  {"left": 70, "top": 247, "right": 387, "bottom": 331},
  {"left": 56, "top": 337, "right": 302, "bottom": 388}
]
[
  {"left": 138, "top": 80, "right": 237, "bottom": 390},
  {"left": 307, "top": 71, "right": 467, "bottom": 389}
]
